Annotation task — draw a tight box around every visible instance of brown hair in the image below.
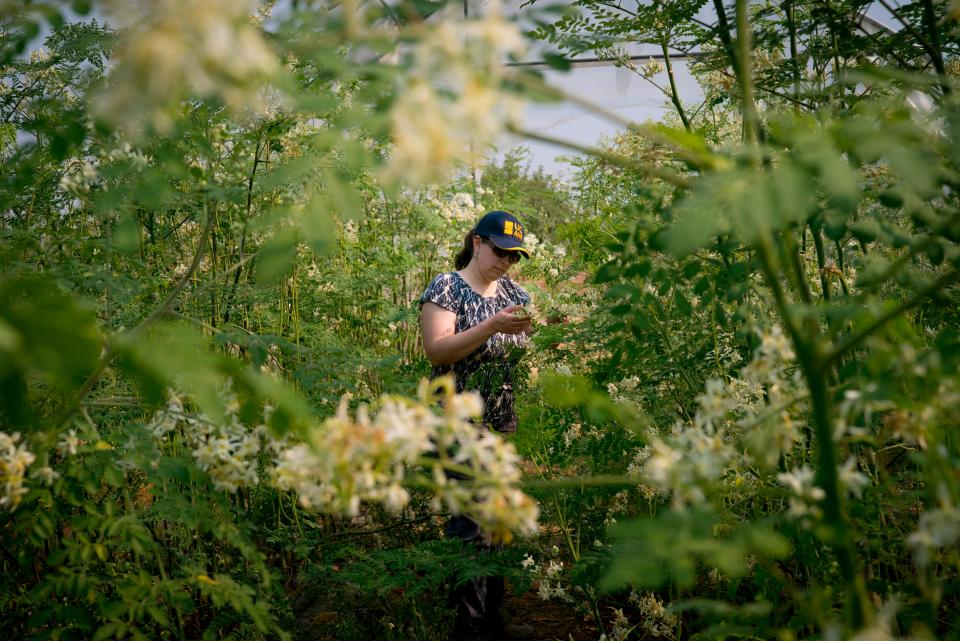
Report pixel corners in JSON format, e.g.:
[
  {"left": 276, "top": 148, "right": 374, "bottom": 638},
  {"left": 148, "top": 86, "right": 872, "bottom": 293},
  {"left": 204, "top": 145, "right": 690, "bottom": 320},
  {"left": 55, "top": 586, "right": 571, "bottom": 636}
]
[{"left": 454, "top": 230, "right": 477, "bottom": 270}]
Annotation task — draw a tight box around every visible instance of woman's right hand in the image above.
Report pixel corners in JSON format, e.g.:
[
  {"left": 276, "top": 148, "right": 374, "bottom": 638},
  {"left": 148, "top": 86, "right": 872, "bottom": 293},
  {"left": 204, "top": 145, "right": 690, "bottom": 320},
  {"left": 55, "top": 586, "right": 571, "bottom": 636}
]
[{"left": 486, "top": 306, "right": 532, "bottom": 335}]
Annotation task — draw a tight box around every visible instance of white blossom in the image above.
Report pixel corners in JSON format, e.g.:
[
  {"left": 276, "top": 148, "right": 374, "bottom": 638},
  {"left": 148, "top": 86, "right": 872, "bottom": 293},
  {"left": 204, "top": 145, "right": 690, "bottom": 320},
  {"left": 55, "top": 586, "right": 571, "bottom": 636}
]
[
  {"left": 537, "top": 579, "right": 552, "bottom": 600},
  {"left": 546, "top": 559, "right": 563, "bottom": 578},
  {"left": 628, "top": 591, "right": 678, "bottom": 639},
  {"left": 641, "top": 57, "right": 664, "bottom": 79},
  {"left": 907, "top": 503, "right": 960, "bottom": 568},
  {"left": 94, "top": 0, "right": 279, "bottom": 134},
  {"left": 272, "top": 380, "right": 538, "bottom": 536},
  {"left": 59, "top": 430, "right": 80, "bottom": 456},
  {"left": 777, "top": 465, "right": 825, "bottom": 518},
  {"left": 385, "top": 1, "right": 526, "bottom": 184},
  {"left": 839, "top": 457, "right": 870, "bottom": 498},
  {"left": 0, "top": 432, "right": 36, "bottom": 510}
]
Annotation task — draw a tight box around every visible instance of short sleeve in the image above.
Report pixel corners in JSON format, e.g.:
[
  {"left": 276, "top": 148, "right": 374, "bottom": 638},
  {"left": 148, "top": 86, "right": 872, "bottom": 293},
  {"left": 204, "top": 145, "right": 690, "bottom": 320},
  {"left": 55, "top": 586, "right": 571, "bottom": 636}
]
[
  {"left": 419, "top": 273, "right": 459, "bottom": 313},
  {"left": 500, "top": 277, "right": 530, "bottom": 307},
  {"left": 517, "top": 287, "right": 531, "bottom": 306}
]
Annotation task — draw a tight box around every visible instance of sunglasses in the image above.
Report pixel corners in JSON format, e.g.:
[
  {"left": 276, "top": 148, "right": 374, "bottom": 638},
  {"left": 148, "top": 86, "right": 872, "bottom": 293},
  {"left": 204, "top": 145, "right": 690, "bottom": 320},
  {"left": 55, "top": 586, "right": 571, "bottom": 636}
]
[{"left": 482, "top": 238, "right": 521, "bottom": 264}]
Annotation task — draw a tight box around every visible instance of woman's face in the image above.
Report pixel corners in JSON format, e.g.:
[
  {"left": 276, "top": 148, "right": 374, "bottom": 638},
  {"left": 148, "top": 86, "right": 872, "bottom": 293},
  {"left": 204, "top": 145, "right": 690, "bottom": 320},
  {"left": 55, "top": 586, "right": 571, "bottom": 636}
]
[{"left": 472, "top": 236, "right": 518, "bottom": 280}]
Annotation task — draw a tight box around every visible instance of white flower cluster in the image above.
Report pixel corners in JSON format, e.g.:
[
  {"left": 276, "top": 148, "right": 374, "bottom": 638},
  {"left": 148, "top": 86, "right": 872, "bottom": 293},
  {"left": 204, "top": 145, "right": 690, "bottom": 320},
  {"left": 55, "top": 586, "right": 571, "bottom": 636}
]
[
  {"left": 742, "top": 326, "right": 796, "bottom": 385},
  {"left": 643, "top": 420, "right": 737, "bottom": 506},
  {"left": 58, "top": 160, "right": 98, "bottom": 193},
  {"left": 562, "top": 421, "right": 582, "bottom": 447},
  {"left": 436, "top": 192, "right": 485, "bottom": 223},
  {"left": 637, "top": 326, "right": 811, "bottom": 507},
  {"left": 507, "top": 233, "right": 568, "bottom": 285},
  {"left": 608, "top": 607, "right": 632, "bottom": 641},
  {"left": 776, "top": 465, "right": 825, "bottom": 518},
  {"left": 341, "top": 220, "right": 358, "bottom": 244},
  {"left": 386, "top": 0, "right": 526, "bottom": 184},
  {"left": 58, "top": 430, "right": 81, "bottom": 456},
  {"left": 640, "top": 57, "right": 664, "bottom": 79},
  {"left": 273, "top": 380, "right": 539, "bottom": 536},
  {"left": 626, "top": 446, "right": 663, "bottom": 501},
  {"left": 94, "top": 0, "right": 279, "bottom": 133},
  {"left": 148, "top": 381, "right": 538, "bottom": 535},
  {"left": 0, "top": 431, "right": 36, "bottom": 511},
  {"left": 522, "top": 552, "right": 573, "bottom": 602},
  {"left": 104, "top": 141, "right": 150, "bottom": 169},
  {"left": 627, "top": 590, "right": 678, "bottom": 639},
  {"left": 192, "top": 421, "right": 265, "bottom": 493},
  {"left": 607, "top": 376, "right": 640, "bottom": 404},
  {"left": 907, "top": 486, "right": 960, "bottom": 568},
  {"left": 148, "top": 391, "right": 270, "bottom": 493}
]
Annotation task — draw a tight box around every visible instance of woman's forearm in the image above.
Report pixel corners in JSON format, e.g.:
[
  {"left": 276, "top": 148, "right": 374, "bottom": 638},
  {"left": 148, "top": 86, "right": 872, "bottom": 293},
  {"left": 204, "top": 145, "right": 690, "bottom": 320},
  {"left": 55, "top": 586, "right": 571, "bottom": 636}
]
[{"left": 426, "top": 319, "right": 495, "bottom": 366}]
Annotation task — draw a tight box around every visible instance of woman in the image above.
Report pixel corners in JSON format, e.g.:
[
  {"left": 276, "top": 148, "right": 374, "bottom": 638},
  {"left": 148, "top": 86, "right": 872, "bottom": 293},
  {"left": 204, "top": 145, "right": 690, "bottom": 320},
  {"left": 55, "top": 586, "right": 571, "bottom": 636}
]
[
  {"left": 419, "top": 210, "right": 533, "bottom": 641},
  {"left": 420, "top": 209, "right": 532, "bottom": 432}
]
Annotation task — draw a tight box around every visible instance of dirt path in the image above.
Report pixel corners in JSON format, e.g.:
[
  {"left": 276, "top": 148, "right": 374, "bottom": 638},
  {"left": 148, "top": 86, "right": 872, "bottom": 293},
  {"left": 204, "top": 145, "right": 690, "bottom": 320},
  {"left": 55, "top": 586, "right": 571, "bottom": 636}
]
[{"left": 499, "top": 587, "right": 600, "bottom": 641}]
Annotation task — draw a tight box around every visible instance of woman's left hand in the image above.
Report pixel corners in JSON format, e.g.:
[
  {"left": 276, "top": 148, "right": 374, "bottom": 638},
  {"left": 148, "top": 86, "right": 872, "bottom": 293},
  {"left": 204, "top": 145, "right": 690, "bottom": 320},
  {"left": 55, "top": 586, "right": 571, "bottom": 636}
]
[{"left": 486, "top": 306, "right": 532, "bottom": 335}]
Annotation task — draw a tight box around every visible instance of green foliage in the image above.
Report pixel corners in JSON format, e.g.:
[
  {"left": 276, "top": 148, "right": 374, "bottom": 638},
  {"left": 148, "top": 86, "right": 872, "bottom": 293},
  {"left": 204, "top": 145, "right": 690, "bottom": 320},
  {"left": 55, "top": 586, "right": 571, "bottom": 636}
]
[{"left": 3, "top": 1, "right": 960, "bottom": 640}]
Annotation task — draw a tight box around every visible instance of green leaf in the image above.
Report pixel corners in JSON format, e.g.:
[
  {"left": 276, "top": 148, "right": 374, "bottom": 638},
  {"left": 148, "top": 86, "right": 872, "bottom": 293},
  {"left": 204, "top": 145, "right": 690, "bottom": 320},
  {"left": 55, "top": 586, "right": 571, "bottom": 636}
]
[
  {"left": 823, "top": 209, "right": 849, "bottom": 241},
  {"left": 767, "top": 161, "right": 816, "bottom": 227},
  {"left": 602, "top": 511, "right": 789, "bottom": 592},
  {"left": 886, "top": 146, "right": 939, "bottom": 199},
  {"left": 0, "top": 276, "right": 101, "bottom": 395},
  {"left": 147, "top": 606, "right": 169, "bottom": 626},
  {"left": 682, "top": 262, "right": 702, "bottom": 279},
  {"left": 595, "top": 260, "right": 621, "bottom": 283},
  {"left": 0, "top": 317, "right": 23, "bottom": 353},
  {"left": 604, "top": 283, "right": 640, "bottom": 301},
  {"left": 666, "top": 168, "right": 768, "bottom": 255},
  {"left": 542, "top": 52, "right": 571, "bottom": 70},
  {"left": 925, "top": 240, "right": 945, "bottom": 266},
  {"left": 322, "top": 167, "right": 363, "bottom": 219},
  {"left": 93, "top": 623, "right": 118, "bottom": 641},
  {"left": 113, "top": 213, "right": 140, "bottom": 255},
  {"left": 850, "top": 218, "right": 881, "bottom": 243},
  {"left": 255, "top": 228, "right": 297, "bottom": 283},
  {"left": 624, "top": 259, "right": 652, "bottom": 278},
  {"left": 299, "top": 198, "right": 337, "bottom": 255},
  {"left": 665, "top": 186, "right": 727, "bottom": 257},
  {"left": 115, "top": 322, "right": 226, "bottom": 420},
  {"left": 673, "top": 288, "right": 693, "bottom": 316},
  {"left": 726, "top": 281, "right": 748, "bottom": 301},
  {"left": 258, "top": 156, "right": 317, "bottom": 191}
]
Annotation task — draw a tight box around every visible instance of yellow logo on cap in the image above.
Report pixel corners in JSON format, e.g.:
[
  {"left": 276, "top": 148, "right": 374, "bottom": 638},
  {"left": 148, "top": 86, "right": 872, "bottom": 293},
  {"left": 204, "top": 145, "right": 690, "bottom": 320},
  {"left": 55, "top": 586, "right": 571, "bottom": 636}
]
[{"left": 504, "top": 220, "right": 524, "bottom": 239}]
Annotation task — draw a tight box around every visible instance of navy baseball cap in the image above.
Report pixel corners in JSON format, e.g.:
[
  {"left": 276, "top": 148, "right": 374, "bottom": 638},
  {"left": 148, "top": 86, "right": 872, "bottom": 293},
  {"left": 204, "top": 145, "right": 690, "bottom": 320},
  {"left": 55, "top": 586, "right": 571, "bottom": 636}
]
[{"left": 474, "top": 210, "right": 530, "bottom": 259}]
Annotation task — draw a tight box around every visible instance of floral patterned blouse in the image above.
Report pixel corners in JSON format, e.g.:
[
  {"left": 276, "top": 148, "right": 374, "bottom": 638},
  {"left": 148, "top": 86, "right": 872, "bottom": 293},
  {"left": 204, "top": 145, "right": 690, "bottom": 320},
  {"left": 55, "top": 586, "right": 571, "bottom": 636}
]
[{"left": 419, "top": 271, "right": 530, "bottom": 432}]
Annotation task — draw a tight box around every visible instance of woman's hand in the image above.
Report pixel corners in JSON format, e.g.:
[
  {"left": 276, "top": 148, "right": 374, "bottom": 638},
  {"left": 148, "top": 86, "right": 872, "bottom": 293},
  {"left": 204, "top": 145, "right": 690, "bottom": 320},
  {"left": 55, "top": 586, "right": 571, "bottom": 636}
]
[{"left": 485, "top": 305, "right": 532, "bottom": 335}]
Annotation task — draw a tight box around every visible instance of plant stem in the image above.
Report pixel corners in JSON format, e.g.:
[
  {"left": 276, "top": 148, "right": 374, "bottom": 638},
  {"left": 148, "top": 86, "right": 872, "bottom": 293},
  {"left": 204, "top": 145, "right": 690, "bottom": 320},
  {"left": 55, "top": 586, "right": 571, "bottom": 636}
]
[
  {"left": 734, "top": 0, "right": 761, "bottom": 144},
  {"left": 756, "top": 223, "right": 872, "bottom": 630},
  {"left": 801, "top": 349, "right": 872, "bottom": 628},
  {"left": 811, "top": 223, "right": 831, "bottom": 302},
  {"left": 711, "top": 0, "right": 739, "bottom": 82},
  {"left": 660, "top": 35, "right": 691, "bottom": 132},
  {"left": 54, "top": 195, "right": 215, "bottom": 431}
]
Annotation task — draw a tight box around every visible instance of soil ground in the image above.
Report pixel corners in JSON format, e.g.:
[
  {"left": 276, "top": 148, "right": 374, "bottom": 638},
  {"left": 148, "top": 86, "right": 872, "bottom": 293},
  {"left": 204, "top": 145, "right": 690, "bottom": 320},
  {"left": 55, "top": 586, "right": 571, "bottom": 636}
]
[
  {"left": 295, "top": 577, "right": 601, "bottom": 641},
  {"left": 498, "top": 586, "right": 599, "bottom": 641}
]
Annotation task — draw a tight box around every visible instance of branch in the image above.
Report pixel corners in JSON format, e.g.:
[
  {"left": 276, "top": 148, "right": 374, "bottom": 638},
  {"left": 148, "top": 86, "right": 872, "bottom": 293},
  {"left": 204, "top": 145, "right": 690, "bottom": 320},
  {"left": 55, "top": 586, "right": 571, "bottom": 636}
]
[
  {"left": 876, "top": 0, "right": 940, "bottom": 63},
  {"left": 593, "top": 0, "right": 638, "bottom": 18},
  {"left": 507, "top": 125, "right": 690, "bottom": 188},
  {"left": 53, "top": 195, "right": 216, "bottom": 430},
  {"left": 824, "top": 267, "right": 960, "bottom": 366},
  {"left": 512, "top": 71, "right": 719, "bottom": 168}
]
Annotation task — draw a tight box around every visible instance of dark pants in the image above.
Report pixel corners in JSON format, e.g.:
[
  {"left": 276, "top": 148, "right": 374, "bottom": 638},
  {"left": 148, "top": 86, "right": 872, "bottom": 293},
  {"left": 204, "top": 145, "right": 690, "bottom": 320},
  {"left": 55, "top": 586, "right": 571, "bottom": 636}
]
[{"left": 446, "top": 515, "right": 504, "bottom": 640}]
